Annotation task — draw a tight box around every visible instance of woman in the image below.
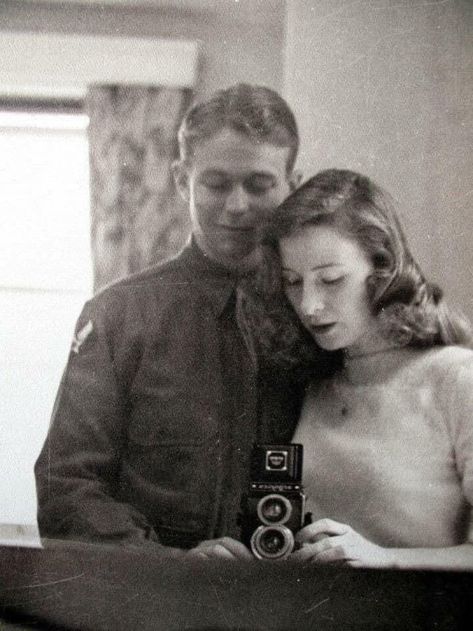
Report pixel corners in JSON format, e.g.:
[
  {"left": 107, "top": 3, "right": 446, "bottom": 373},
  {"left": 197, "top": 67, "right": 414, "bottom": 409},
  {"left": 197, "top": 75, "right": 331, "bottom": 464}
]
[{"left": 246, "top": 168, "right": 473, "bottom": 570}]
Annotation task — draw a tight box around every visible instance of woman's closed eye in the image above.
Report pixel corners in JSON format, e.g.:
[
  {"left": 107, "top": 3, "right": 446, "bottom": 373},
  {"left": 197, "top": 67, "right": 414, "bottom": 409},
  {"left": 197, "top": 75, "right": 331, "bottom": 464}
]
[{"left": 321, "top": 275, "right": 345, "bottom": 286}]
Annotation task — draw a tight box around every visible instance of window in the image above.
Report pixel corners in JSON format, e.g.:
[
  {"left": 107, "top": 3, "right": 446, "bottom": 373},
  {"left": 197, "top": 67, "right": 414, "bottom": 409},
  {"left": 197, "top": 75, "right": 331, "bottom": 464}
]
[{"left": 0, "top": 107, "right": 92, "bottom": 529}]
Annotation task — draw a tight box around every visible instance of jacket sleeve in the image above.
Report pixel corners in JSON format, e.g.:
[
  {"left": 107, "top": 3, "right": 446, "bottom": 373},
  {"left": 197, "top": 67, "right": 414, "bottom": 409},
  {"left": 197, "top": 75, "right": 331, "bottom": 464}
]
[{"left": 34, "top": 294, "right": 170, "bottom": 549}]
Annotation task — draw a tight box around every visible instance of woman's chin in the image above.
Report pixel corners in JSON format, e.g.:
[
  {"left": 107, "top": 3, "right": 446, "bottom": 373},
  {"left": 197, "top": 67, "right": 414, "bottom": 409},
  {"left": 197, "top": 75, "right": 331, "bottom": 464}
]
[{"left": 310, "top": 335, "right": 343, "bottom": 352}]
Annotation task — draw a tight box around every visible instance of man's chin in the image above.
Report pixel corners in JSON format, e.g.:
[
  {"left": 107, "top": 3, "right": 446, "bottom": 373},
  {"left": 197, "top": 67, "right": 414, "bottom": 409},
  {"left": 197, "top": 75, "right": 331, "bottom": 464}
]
[
  {"left": 211, "top": 245, "right": 261, "bottom": 272},
  {"left": 194, "top": 233, "right": 260, "bottom": 271}
]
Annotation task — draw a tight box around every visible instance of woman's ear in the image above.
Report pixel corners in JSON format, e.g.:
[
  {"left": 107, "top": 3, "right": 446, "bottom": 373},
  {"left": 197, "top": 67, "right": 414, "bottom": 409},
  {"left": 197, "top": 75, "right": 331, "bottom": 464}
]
[
  {"left": 289, "top": 169, "right": 303, "bottom": 192},
  {"left": 172, "top": 160, "right": 190, "bottom": 203}
]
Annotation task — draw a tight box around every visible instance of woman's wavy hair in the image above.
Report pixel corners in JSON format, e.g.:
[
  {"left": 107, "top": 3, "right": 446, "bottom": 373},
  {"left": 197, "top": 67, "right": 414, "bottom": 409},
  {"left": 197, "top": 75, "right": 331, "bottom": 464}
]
[{"left": 243, "top": 168, "right": 472, "bottom": 372}]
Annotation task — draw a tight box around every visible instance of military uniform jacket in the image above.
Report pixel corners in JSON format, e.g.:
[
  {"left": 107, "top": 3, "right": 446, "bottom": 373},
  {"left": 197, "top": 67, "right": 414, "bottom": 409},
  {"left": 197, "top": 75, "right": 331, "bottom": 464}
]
[{"left": 35, "top": 242, "right": 301, "bottom": 551}]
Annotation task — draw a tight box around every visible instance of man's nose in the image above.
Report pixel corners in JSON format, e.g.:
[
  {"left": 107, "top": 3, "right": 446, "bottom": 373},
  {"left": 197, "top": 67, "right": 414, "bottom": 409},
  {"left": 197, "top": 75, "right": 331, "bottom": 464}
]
[
  {"left": 300, "top": 284, "right": 324, "bottom": 316},
  {"left": 224, "top": 185, "right": 251, "bottom": 214}
]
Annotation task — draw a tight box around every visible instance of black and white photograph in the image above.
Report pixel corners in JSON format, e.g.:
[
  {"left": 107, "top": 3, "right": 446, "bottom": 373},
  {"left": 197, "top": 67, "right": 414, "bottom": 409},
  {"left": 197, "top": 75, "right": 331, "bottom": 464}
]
[{"left": 1, "top": 1, "right": 472, "bottom": 629}]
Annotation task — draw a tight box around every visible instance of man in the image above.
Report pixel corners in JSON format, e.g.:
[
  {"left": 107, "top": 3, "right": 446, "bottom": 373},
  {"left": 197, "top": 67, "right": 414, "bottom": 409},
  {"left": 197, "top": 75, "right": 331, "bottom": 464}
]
[{"left": 35, "top": 84, "right": 302, "bottom": 559}]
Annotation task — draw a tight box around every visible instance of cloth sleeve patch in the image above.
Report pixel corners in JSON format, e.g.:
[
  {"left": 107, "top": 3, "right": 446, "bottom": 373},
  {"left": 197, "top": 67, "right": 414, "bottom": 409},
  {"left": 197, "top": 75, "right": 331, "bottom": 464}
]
[{"left": 71, "top": 320, "right": 94, "bottom": 354}]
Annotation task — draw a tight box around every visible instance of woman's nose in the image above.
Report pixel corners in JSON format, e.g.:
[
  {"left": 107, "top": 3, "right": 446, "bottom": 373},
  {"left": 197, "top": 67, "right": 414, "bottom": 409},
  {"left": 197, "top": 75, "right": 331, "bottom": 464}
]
[{"left": 300, "top": 285, "right": 324, "bottom": 316}]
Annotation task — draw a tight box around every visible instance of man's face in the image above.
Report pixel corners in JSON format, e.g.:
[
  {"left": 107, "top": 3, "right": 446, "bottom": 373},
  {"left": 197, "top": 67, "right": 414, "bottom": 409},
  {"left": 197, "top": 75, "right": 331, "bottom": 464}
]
[{"left": 175, "top": 127, "right": 298, "bottom": 271}]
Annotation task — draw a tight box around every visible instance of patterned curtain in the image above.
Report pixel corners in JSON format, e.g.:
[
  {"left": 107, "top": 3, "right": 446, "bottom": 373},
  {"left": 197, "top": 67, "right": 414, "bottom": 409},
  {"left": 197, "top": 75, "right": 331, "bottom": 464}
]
[{"left": 86, "top": 86, "right": 192, "bottom": 291}]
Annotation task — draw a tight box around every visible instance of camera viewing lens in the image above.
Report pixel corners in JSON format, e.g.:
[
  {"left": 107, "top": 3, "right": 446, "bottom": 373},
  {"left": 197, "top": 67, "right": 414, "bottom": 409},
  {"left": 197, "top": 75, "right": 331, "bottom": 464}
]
[
  {"left": 257, "top": 494, "right": 292, "bottom": 525},
  {"left": 261, "top": 498, "right": 285, "bottom": 522},
  {"left": 250, "top": 525, "right": 294, "bottom": 560}
]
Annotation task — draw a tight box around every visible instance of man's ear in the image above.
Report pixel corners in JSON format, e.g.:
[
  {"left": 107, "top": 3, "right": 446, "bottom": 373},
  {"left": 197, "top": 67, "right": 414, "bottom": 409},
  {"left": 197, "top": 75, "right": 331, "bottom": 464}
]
[
  {"left": 172, "top": 160, "right": 190, "bottom": 203},
  {"left": 289, "top": 169, "right": 303, "bottom": 192}
]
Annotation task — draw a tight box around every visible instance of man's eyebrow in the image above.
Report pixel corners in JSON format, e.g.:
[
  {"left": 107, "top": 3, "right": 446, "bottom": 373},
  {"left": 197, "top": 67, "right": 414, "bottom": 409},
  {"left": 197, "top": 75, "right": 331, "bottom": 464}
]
[
  {"left": 200, "top": 169, "right": 228, "bottom": 177},
  {"left": 247, "top": 172, "right": 277, "bottom": 179},
  {"left": 200, "top": 169, "right": 277, "bottom": 179}
]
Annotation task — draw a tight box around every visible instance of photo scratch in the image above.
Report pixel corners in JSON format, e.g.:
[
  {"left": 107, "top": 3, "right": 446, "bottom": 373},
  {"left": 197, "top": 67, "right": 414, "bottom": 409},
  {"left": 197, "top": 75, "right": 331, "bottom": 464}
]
[
  {"left": 304, "top": 597, "right": 330, "bottom": 614},
  {"left": 3, "top": 573, "right": 85, "bottom": 591}
]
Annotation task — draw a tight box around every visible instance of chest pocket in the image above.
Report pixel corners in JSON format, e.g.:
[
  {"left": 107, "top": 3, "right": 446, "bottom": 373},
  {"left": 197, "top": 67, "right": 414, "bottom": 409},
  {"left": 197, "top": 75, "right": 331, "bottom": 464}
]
[
  {"left": 123, "top": 288, "right": 228, "bottom": 506},
  {"left": 127, "top": 360, "right": 221, "bottom": 446},
  {"left": 127, "top": 304, "right": 224, "bottom": 446}
]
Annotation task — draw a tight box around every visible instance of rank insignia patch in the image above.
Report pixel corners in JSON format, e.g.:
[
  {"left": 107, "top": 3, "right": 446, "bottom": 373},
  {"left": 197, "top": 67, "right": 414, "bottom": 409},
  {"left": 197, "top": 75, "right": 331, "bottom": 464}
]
[{"left": 71, "top": 320, "right": 94, "bottom": 354}]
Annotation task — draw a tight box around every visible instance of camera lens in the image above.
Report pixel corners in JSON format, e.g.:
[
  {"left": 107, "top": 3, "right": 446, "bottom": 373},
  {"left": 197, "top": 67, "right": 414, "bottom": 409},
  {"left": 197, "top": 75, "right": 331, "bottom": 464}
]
[
  {"left": 260, "top": 529, "right": 286, "bottom": 554},
  {"left": 250, "top": 525, "right": 294, "bottom": 560},
  {"left": 257, "top": 494, "right": 292, "bottom": 525}
]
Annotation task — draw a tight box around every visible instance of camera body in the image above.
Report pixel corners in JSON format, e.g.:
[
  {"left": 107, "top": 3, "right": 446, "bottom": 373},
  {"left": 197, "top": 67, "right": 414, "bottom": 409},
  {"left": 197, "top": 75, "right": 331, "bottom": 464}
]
[{"left": 240, "top": 443, "right": 306, "bottom": 560}]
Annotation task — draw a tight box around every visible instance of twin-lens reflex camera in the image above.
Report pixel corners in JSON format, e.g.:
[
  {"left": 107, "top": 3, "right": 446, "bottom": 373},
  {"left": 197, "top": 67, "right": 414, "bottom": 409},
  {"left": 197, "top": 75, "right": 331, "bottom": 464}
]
[{"left": 239, "top": 443, "right": 309, "bottom": 560}]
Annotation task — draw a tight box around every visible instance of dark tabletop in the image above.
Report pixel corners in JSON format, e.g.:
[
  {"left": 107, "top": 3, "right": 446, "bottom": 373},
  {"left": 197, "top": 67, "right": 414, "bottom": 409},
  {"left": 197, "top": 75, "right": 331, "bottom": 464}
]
[{"left": 1, "top": 541, "right": 472, "bottom": 631}]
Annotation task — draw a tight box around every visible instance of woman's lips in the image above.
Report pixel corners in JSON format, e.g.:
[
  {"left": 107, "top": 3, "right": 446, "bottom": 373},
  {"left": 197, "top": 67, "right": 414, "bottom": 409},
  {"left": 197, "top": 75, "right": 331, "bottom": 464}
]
[{"left": 310, "top": 323, "right": 336, "bottom": 335}]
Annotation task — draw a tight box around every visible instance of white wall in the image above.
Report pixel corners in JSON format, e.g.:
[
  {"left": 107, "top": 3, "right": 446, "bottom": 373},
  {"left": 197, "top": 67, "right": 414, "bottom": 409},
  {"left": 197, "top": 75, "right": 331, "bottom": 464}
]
[
  {"left": 0, "top": 31, "right": 198, "bottom": 98},
  {"left": 0, "top": 0, "right": 286, "bottom": 99},
  {"left": 284, "top": 0, "right": 473, "bottom": 323}
]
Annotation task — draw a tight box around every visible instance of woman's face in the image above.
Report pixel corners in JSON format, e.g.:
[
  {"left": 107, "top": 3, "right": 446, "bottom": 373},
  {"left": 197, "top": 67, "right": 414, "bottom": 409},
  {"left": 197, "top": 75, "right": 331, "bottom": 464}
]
[{"left": 279, "top": 223, "right": 381, "bottom": 354}]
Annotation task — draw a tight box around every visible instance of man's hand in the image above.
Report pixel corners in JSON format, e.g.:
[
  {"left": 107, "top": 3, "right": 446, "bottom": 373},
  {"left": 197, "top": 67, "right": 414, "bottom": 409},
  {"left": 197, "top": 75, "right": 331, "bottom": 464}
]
[
  {"left": 291, "top": 518, "right": 395, "bottom": 569},
  {"left": 187, "top": 537, "right": 254, "bottom": 561}
]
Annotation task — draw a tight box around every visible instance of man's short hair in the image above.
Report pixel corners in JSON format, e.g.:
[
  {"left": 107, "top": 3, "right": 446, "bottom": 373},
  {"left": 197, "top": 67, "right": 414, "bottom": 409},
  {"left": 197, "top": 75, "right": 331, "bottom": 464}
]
[{"left": 177, "top": 83, "right": 299, "bottom": 174}]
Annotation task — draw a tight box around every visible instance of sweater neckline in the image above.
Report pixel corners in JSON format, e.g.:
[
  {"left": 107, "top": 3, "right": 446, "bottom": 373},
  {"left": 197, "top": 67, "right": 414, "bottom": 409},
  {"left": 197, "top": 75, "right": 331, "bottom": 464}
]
[{"left": 339, "top": 347, "right": 420, "bottom": 386}]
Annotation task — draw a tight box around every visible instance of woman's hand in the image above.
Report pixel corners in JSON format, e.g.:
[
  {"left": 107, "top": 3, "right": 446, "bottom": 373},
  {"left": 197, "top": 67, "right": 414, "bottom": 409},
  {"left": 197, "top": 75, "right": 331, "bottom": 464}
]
[{"left": 292, "top": 518, "right": 395, "bottom": 569}]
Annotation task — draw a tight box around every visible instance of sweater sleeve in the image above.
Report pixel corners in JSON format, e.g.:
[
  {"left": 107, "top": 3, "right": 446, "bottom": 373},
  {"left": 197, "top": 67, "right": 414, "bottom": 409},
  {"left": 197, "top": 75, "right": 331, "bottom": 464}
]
[{"left": 443, "top": 353, "right": 473, "bottom": 543}]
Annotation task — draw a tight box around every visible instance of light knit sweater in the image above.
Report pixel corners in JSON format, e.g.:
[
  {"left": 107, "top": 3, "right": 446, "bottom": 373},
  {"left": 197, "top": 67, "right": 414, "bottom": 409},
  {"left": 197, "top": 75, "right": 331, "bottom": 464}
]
[{"left": 293, "top": 345, "right": 473, "bottom": 548}]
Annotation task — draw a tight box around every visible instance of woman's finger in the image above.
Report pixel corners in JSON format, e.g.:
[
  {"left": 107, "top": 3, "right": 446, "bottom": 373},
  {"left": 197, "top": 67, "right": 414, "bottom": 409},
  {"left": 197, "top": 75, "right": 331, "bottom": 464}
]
[
  {"left": 296, "top": 518, "right": 351, "bottom": 544},
  {"left": 311, "top": 545, "right": 350, "bottom": 565},
  {"left": 290, "top": 542, "right": 320, "bottom": 562}
]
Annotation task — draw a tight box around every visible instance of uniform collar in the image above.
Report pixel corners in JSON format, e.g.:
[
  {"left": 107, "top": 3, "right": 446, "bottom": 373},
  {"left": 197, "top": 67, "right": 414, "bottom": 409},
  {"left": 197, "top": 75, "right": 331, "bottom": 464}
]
[{"left": 179, "top": 237, "right": 255, "bottom": 317}]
